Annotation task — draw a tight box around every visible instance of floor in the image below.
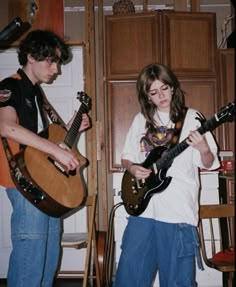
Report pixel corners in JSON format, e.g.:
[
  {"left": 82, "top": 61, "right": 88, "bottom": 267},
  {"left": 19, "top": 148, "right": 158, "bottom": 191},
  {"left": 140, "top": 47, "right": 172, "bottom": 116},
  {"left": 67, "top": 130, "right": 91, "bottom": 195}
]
[{"left": 0, "top": 278, "right": 97, "bottom": 287}]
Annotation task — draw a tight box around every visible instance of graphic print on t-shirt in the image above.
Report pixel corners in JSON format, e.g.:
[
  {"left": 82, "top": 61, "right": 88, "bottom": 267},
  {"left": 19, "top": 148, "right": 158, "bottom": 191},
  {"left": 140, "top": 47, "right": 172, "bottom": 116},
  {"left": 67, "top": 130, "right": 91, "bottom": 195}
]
[{"left": 140, "top": 126, "right": 174, "bottom": 156}]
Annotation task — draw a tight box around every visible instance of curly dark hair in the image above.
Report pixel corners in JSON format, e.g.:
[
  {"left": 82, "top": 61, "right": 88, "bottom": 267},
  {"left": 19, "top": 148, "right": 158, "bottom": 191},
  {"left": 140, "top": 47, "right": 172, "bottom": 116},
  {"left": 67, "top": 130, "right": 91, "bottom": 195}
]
[
  {"left": 136, "top": 63, "right": 186, "bottom": 130},
  {"left": 17, "top": 30, "right": 70, "bottom": 66}
]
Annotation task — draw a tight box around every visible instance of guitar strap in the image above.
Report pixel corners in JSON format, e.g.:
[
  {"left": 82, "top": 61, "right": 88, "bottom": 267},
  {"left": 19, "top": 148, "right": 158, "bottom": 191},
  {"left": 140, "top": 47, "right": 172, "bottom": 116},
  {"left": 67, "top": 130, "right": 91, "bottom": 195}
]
[
  {"left": 1, "top": 137, "right": 14, "bottom": 162},
  {"left": 0, "top": 91, "right": 66, "bottom": 181},
  {"left": 1, "top": 136, "right": 22, "bottom": 187},
  {"left": 1, "top": 135, "right": 46, "bottom": 204},
  {"left": 0, "top": 94, "right": 65, "bottom": 191},
  {"left": 0, "top": 136, "right": 19, "bottom": 187},
  {"left": 169, "top": 107, "right": 188, "bottom": 149},
  {"left": 36, "top": 94, "right": 66, "bottom": 128}
]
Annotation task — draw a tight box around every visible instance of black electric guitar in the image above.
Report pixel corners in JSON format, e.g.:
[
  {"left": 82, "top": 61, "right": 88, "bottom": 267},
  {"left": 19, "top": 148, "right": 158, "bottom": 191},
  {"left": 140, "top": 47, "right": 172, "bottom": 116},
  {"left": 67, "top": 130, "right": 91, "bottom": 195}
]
[{"left": 121, "top": 102, "right": 235, "bottom": 216}]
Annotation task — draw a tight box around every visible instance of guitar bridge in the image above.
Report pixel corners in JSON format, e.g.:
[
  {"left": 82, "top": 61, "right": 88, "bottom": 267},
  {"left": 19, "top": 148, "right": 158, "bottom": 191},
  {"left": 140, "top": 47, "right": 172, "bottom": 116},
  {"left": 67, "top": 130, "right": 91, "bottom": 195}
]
[
  {"left": 136, "top": 178, "right": 145, "bottom": 189},
  {"left": 48, "top": 156, "right": 69, "bottom": 178}
]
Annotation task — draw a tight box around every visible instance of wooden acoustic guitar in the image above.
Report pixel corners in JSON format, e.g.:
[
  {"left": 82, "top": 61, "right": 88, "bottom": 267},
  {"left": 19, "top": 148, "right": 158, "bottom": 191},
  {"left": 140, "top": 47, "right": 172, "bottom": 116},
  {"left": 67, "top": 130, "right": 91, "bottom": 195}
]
[
  {"left": 8, "top": 91, "right": 91, "bottom": 217},
  {"left": 121, "top": 102, "right": 235, "bottom": 216}
]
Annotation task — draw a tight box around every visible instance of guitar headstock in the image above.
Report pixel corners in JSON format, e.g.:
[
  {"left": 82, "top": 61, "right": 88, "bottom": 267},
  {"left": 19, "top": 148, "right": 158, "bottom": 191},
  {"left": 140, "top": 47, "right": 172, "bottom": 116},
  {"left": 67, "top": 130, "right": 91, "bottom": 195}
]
[
  {"left": 216, "top": 102, "right": 235, "bottom": 123},
  {"left": 77, "top": 91, "right": 92, "bottom": 111}
]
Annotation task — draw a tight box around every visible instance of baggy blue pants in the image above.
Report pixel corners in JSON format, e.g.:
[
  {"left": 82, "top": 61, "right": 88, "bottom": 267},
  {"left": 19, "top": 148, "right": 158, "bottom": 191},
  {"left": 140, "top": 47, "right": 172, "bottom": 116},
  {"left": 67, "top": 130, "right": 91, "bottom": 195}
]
[{"left": 113, "top": 216, "right": 203, "bottom": 287}]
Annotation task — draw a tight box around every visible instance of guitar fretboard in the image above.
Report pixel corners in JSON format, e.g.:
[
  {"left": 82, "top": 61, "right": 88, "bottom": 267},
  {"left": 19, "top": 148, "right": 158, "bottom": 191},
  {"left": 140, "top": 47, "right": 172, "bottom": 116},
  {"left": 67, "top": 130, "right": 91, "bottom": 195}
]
[
  {"left": 156, "top": 114, "right": 222, "bottom": 170},
  {"left": 64, "top": 103, "right": 89, "bottom": 148}
]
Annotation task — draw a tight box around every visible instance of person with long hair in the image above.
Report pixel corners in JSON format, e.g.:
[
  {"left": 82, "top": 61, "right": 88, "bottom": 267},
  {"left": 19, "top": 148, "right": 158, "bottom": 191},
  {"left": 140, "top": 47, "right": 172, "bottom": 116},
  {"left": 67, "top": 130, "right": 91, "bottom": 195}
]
[{"left": 114, "top": 63, "right": 220, "bottom": 287}]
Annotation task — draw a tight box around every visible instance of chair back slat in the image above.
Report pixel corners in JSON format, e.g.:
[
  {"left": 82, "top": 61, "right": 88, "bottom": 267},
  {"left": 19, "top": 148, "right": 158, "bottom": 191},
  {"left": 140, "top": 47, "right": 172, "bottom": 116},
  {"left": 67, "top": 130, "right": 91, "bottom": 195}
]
[
  {"left": 199, "top": 204, "right": 234, "bottom": 219},
  {"left": 198, "top": 203, "right": 235, "bottom": 280}
]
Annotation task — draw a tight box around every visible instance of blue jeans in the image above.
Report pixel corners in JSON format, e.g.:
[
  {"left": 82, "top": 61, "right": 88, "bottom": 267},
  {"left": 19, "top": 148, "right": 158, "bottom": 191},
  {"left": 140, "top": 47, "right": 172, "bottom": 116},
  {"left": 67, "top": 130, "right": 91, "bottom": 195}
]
[
  {"left": 113, "top": 217, "right": 203, "bottom": 287},
  {"left": 6, "top": 188, "right": 61, "bottom": 287}
]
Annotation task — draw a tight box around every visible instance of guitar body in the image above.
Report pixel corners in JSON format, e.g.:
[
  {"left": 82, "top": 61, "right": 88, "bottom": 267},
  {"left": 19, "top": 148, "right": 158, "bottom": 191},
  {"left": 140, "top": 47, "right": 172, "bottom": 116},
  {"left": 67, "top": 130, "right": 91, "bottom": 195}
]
[
  {"left": 121, "top": 146, "right": 172, "bottom": 216},
  {"left": 12, "top": 123, "right": 88, "bottom": 217}
]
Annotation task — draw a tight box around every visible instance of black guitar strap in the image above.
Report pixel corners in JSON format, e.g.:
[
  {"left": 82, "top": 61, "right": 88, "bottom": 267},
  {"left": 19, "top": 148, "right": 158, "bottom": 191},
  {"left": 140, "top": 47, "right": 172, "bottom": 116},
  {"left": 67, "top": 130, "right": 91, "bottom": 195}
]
[
  {"left": 1, "top": 137, "right": 15, "bottom": 166},
  {"left": 169, "top": 107, "right": 188, "bottom": 149}
]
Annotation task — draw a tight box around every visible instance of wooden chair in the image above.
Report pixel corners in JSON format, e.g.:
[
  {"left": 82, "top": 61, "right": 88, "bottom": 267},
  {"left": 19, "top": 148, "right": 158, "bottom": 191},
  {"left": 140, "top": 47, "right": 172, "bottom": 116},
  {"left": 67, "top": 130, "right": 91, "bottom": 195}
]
[
  {"left": 57, "top": 193, "right": 101, "bottom": 287},
  {"left": 198, "top": 203, "right": 235, "bottom": 287}
]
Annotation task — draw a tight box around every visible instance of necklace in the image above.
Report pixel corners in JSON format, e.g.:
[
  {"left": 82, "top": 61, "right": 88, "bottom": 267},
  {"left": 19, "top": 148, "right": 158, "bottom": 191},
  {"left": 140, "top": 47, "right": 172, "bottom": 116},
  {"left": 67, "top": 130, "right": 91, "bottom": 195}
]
[{"left": 156, "top": 110, "right": 171, "bottom": 127}]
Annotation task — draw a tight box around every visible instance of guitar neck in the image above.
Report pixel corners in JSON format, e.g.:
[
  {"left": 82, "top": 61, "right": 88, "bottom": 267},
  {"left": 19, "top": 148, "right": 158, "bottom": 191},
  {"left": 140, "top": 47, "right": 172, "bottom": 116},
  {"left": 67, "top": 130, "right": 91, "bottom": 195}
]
[
  {"left": 156, "top": 114, "right": 220, "bottom": 169},
  {"left": 64, "top": 103, "right": 89, "bottom": 148}
]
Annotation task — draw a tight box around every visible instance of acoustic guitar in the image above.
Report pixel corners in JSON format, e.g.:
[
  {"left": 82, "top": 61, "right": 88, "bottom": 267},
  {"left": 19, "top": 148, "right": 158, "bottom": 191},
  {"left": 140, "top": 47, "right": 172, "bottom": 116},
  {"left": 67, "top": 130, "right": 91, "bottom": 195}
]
[
  {"left": 121, "top": 102, "right": 235, "bottom": 216},
  {"left": 7, "top": 91, "right": 91, "bottom": 217}
]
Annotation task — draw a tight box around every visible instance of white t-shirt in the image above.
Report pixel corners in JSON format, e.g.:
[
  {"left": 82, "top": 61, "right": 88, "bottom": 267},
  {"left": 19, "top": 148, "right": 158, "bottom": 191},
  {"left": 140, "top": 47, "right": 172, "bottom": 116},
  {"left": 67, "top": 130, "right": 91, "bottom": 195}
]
[{"left": 121, "top": 108, "right": 220, "bottom": 226}]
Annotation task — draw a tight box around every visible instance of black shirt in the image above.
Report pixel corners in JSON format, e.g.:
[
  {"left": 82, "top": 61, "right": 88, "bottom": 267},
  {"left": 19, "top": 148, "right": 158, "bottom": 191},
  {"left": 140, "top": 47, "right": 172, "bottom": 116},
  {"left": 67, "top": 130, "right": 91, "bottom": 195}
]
[{"left": 0, "top": 69, "right": 45, "bottom": 133}]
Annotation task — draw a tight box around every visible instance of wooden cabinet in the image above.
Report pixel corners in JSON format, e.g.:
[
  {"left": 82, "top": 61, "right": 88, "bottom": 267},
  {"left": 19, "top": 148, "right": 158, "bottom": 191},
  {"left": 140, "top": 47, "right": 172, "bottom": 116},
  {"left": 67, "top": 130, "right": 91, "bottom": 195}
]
[
  {"left": 105, "top": 11, "right": 218, "bottom": 171},
  {"left": 161, "top": 12, "right": 217, "bottom": 77},
  {"left": 217, "top": 49, "right": 235, "bottom": 155},
  {"left": 105, "top": 13, "right": 160, "bottom": 79},
  {"left": 105, "top": 11, "right": 217, "bottom": 80}
]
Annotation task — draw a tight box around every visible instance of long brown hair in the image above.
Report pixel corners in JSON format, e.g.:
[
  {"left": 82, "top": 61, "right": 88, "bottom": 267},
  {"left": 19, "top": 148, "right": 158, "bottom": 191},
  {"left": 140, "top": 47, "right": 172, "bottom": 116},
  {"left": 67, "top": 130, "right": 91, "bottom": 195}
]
[{"left": 136, "top": 63, "right": 186, "bottom": 129}]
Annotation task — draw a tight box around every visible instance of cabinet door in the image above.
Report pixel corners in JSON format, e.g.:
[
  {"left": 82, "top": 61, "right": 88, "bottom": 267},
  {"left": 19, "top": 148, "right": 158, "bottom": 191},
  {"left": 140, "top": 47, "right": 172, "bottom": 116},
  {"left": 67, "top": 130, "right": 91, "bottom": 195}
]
[
  {"left": 180, "top": 78, "right": 219, "bottom": 140},
  {"left": 162, "top": 11, "right": 217, "bottom": 77},
  {"left": 107, "top": 81, "right": 140, "bottom": 171},
  {"left": 180, "top": 78, "right": 217, "bottom": 119},
  {"left": 105, "top": 13, "right": 160, "bottom": 79},
  {"left": 217, "top": 49, "right": 235, "bottom": 154}
]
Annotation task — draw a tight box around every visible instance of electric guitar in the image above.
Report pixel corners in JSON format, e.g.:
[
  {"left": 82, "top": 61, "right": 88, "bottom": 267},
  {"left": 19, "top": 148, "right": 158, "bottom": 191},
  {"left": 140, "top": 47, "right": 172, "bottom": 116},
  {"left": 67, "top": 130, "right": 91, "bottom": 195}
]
[
  {"left": 8, "top": 91, "right": 91, "bottom": 217},
  {"left": 121, "top": 102, "right": 235, "bottom": 216}
]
